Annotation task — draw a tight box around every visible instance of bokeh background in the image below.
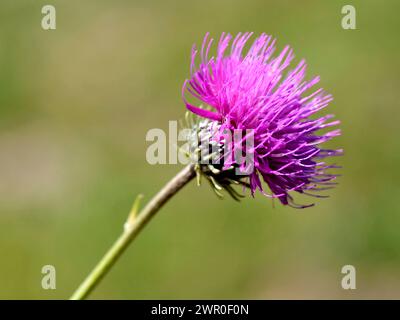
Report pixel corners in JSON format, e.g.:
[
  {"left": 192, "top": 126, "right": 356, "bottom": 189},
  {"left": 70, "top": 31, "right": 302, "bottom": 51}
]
[{"left": 0, "top": 0, "right": 399, "bottom": 299}]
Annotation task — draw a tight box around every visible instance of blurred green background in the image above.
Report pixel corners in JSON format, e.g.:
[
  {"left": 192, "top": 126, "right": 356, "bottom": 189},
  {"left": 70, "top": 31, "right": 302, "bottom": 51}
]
[{"left": 0, "top": 0, "right": 399, "bottom": 299}]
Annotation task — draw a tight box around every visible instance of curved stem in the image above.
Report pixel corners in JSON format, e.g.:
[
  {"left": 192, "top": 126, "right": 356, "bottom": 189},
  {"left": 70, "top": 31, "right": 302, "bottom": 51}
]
[{"left": 70, "top": 164, "right": 196, "bottom": 300}]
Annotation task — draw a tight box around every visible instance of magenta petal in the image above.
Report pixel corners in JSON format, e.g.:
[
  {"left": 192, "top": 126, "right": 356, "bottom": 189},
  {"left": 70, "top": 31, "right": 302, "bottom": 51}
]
[{"left": 185, "top": 103, "right": 222, "bottom": 121}]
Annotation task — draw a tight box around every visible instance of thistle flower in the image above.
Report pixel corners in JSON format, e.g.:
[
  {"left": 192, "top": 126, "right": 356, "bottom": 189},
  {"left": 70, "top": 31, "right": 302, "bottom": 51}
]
[
  {"left": 183, "top": 32, "right": 342, "bottom": 207},
  {"left": 71, "top": 33, "right": 344, "bottom": 300}
]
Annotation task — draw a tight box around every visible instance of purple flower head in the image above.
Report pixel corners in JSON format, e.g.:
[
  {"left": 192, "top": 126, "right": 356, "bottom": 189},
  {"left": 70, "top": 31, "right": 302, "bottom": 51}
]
[{"left": 182, "top": 32, "right": 342, "bottom": 208}]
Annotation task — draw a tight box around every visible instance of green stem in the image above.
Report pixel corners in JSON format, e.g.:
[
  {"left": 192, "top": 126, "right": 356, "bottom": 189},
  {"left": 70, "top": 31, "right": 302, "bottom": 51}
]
[{"left": 70, "top": 164, "right": 196, "bottom": 300}]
